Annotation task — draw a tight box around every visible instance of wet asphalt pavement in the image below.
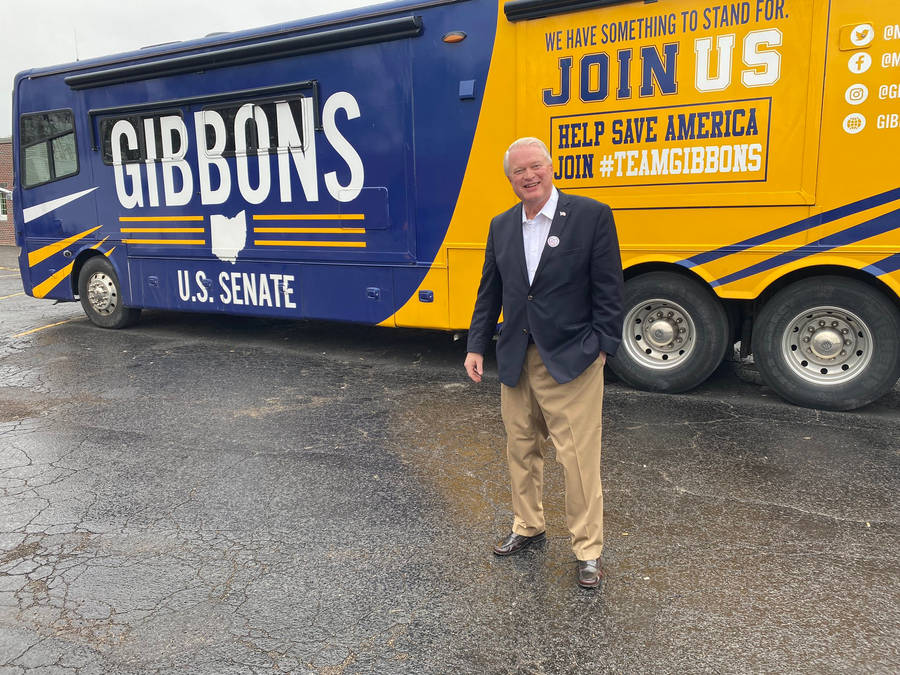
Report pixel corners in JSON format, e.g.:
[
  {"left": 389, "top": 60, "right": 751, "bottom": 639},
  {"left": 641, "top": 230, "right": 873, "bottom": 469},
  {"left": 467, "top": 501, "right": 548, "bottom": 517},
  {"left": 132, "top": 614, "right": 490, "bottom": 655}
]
[{"left": 0, "top": 246, "right": 898, "bottom": 674}]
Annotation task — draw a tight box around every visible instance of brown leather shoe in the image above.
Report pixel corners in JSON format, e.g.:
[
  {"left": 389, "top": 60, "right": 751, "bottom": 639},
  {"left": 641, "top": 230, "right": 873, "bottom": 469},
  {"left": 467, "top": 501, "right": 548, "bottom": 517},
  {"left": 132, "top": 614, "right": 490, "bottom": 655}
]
[
  {"left": 577, "top": 558, "right": 603, "bottom": 588},
  {"left": 492, "top": 531, "right": 546, "bottom": 556}
]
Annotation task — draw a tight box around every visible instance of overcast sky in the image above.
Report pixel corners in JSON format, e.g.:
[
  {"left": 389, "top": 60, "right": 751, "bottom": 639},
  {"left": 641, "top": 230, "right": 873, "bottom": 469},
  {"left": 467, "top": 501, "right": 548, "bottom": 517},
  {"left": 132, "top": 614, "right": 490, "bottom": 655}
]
[{"left": 1, "top": 0, "right": 382, "bottom": 138}]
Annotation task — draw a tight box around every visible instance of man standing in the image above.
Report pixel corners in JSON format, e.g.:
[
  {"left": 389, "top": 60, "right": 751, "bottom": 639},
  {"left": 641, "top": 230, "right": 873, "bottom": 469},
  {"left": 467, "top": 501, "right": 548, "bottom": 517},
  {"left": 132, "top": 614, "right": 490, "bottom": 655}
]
[{"left": 464, "top": 137, "right": 624, "bottom": 589}]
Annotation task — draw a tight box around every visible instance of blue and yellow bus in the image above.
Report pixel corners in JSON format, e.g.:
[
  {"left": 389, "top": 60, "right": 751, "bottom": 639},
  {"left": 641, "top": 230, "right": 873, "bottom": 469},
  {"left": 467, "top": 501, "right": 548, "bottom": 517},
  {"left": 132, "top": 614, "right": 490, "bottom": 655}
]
[{"left": 12, "top": 0, "right": 900, "bottom": 410}]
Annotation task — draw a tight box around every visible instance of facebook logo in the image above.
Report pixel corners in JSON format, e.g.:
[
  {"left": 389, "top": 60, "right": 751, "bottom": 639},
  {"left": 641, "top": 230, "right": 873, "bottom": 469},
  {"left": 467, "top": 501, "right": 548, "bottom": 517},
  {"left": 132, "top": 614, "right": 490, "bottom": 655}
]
[{"left": 848, "top": 53, "right": 872, "bottom": 75}]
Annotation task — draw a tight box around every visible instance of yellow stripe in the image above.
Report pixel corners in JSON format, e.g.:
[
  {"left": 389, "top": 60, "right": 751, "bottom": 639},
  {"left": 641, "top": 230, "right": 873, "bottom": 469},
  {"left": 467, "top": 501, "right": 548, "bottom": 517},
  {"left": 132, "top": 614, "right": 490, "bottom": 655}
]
[
  {"left": 254, "top": 240, "right": 367, "bottom": 248},
  {"left": 33, "top": 262, "right": 76, "bottom": 299},
  {"left": 701, "top": 199, "right": 900, "bottom": 286},
  {"left": 119, "top": 216, "right": 205, "bottom": 222},
  {"left": 253, "top": 227, "right": 366, "bottom": 234},
  {"left": 252, "top": 214, "right": 365, "bottom": 221},
  {"left": 30, "top": 240, "right": 110, "bottom": 299},
  {"left": 0, "top": 266, "right": 18, "bottom": 271},
  {"left": 123, "top": 239, "right": 206, "bottom": 245},
  {"left": 0, "top": 292, "right": 25, "bottom": 300},
  {"left": 28, "top": 226, "right": 102, "bottom": 267},
  {"left": 27, "top": 237, "right": 110, "bottom": 300},
  {"left": 13, "top": 318, "right": 79, "bottom": 338},
  {"left": 120, "top": 228, "right": 205, "bottom": 233}
]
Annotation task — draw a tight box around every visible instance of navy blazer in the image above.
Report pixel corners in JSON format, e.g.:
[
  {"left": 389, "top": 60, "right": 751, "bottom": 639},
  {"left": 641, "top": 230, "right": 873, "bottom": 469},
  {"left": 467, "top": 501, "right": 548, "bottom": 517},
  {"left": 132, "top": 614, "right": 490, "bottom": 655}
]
[{"left": 467, "top": 191, "right": 624, "bottom": 387}]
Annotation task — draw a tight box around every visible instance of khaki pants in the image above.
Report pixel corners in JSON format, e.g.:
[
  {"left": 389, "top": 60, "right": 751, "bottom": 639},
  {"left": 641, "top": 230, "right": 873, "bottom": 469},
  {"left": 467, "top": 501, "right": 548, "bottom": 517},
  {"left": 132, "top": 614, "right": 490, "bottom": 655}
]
[{"left": 500, "top": 345, "right": 605, "bottom": 560}]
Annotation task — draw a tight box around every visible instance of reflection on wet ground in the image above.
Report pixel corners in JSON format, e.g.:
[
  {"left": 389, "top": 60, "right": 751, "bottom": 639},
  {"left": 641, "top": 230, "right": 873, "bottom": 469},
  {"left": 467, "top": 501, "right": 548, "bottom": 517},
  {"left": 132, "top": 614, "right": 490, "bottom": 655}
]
[{"left": 383, "top": 369, "right": 899, "bottom": 672}]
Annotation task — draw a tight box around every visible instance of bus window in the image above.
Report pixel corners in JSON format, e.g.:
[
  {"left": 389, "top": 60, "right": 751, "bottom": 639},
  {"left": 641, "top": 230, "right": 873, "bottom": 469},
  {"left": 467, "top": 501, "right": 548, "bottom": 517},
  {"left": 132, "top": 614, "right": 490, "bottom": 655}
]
[
  {"left": 100, "top": 112, "right": 185, "bottom": 165},
  {"left": 201, "top": 98, "right": 308, "bottom": 157},
  {"left": 20, "top": 109, "right": 78, "bottom": 188}
]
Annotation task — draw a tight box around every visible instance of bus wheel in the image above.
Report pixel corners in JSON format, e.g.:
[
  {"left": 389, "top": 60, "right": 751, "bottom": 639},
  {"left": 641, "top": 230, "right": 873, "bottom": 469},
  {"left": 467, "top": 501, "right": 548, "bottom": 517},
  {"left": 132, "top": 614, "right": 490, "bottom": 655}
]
[
  {"left": 752, "top": 277, "right": 900, "bottom": 411},
  {"left": 78, "top": 257, "right": 141, "bottom": 329},
  {"left": 609, "top": 272, "right": 729, "bottom": 393}
]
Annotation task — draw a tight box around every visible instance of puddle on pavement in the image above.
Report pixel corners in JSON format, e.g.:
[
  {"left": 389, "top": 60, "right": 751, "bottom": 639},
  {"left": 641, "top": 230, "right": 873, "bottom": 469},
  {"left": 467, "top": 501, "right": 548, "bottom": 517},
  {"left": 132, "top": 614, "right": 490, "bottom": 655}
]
[
  {"left": 387, "top": 386, "right": 571, "bottom": 538},
  {"left": 0, "top": 397, "right": 54, "bottom": 422}
]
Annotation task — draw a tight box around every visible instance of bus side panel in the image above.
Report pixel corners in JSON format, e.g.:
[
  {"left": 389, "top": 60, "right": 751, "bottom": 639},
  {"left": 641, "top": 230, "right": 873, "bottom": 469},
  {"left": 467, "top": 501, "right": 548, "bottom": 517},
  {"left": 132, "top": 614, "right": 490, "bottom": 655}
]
[
  {"left": 134, "top": 257, "right": 395, "bottom": 324},
  {"left": 679, "top": 0, "right": 900, "bottom": 299},
  {"left": 391, "top": 0, "right": 520, "bottom": 329},
  {"left": 85, "top": 35, "right": 418, "bottom": 325},
  {"left": 16, "top": 0, "right": 498, "bottom": 326},
  {"left": 518, "top": 0, "right": 823, "bottom": 235},
  {"left": 14, "top": 74, "right": 103, "bottom": 302},
  {"left": 393, "top": 0, "right": 502, "bottom": 328},
  {"left": 508, "top": 0, "right": 899, "bottom": 300},
  {"left": 809, "top": 0, "right": 900, "bottom": 292}
]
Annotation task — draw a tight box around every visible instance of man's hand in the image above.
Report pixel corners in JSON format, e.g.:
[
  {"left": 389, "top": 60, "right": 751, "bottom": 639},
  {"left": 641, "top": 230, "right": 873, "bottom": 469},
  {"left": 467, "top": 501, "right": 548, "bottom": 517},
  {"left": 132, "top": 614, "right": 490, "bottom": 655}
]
[{"left": 464, "top": 352, "right": 484, "bottom": 383}]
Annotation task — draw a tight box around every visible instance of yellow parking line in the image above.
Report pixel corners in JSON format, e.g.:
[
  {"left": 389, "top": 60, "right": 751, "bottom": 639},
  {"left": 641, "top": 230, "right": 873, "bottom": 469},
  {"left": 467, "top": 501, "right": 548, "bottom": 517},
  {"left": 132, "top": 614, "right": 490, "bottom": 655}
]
[
  {"left": 0, "top": 273, "right": 21, "bottom": 278},
  {"left": 12, "top": 318, "right": 80, "bottom": 338},
  {"left": 0, "top": 292, "right": 25, "bottom": 300},
  {"left": 0, "top": 266, "right": 18, "bottom": 271}
]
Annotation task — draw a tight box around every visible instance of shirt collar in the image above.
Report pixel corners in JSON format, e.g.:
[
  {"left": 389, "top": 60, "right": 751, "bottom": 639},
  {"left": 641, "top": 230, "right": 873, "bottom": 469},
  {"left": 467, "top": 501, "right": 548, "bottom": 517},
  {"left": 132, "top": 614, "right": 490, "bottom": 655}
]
[{"left": 522, "top": 187, "right": 559, "bottom": 224}]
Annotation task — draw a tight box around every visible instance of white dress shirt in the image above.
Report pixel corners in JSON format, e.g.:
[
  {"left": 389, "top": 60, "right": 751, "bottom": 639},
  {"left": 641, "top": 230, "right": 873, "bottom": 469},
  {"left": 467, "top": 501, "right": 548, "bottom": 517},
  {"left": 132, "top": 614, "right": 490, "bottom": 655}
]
[{"left": 522, "top": 187, "right": 559, "bottom": 285}]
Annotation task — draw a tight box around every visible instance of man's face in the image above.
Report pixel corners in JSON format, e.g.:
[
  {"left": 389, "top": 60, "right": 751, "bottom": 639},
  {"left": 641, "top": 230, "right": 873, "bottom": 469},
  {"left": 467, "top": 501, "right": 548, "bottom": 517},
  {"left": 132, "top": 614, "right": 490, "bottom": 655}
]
[{"left": 507, "top": 144, "right": 554, "bottom": 210}]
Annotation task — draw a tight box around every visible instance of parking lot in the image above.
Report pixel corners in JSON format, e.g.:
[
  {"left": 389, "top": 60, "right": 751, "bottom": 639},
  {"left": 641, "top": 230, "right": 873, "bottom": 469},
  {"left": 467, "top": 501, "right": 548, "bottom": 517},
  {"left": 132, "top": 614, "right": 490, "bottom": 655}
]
[{"left": 1, "top": 245, "right": 898, "bottom": 674}]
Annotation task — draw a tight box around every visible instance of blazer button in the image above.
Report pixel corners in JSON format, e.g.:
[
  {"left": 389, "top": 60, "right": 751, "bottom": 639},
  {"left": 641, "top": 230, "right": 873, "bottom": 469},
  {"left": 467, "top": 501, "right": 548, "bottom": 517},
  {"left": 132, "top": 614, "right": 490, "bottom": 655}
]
[
  {"left": 522, "top": 328, "right": 528, "bottom": 334},
  {"left": 527, "top": 294, "right": 534, "bottom": 301}
]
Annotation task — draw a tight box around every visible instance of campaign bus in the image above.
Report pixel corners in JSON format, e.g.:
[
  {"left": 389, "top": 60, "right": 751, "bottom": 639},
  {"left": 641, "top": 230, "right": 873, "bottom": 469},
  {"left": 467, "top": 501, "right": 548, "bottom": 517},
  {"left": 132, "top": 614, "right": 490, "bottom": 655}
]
[{"left": 12, "top": 0, "right": 900, "bottom": 410}]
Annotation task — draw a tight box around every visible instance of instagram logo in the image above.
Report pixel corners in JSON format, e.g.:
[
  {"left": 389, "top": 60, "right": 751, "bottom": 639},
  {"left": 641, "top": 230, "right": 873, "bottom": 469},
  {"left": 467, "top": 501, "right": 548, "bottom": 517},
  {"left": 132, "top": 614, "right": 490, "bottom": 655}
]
[{"left": 845, "top": 84, "right": 869, "bottom": 105}]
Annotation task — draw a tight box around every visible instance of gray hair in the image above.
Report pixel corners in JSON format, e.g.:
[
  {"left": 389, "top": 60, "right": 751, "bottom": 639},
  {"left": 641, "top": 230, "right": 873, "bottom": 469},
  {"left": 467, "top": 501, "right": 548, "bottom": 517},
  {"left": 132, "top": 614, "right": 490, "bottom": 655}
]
[{"left": 503, "top": 137, "right": 552, "bottom": 176}]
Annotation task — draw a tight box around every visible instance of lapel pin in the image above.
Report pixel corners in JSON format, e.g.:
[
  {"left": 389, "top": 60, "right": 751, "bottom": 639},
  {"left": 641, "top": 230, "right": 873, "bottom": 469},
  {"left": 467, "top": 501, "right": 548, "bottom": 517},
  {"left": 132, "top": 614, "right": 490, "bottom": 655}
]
[{"left": 547, "top": 235, "right": 560, "bottom": 248}]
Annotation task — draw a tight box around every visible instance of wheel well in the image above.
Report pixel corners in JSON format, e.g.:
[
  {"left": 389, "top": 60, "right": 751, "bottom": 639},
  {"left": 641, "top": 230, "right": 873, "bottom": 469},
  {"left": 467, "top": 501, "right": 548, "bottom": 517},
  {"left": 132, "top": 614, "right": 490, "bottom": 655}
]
[
  {"left": 752, "top": 265, "right": 900, "bottom": 314},
  {"left": 70, "top": 250, "right": 106, "bottom": 296},
  {"left": 623, "top": 261, "right": 705, "bottom": 284}
]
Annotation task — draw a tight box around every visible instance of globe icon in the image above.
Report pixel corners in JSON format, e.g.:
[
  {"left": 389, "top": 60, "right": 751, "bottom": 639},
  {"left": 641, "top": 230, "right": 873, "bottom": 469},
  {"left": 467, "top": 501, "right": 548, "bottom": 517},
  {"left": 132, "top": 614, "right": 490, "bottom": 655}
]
[{"left": 843, "top": 113, "right": 866, "bottom": 134}]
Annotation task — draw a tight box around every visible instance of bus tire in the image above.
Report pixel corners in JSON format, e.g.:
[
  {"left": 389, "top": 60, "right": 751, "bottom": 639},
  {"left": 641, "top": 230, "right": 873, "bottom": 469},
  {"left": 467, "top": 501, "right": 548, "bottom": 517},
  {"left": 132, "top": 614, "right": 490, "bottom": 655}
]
[
  {"left": 78, "top": 256, "right": 141, "bottom": 329},
  {"left": 609, "top": 272, "right": 730, "bottom": 393},
  {"left": 751, "top": 277, "right": 900, "bottom": 411}
]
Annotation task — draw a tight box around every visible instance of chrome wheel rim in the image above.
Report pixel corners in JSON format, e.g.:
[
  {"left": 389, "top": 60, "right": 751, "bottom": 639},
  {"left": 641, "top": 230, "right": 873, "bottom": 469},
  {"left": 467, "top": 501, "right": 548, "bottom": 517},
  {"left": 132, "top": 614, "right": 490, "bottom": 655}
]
[
  {"left": 86, "top": 272, "right": 118, "bottom": 316},
  {"left": 781, "top": 305, "right": 872, "bottom": 385},
  {"left": 623, "top": 298, "right": 696, "bottom": 370}
]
